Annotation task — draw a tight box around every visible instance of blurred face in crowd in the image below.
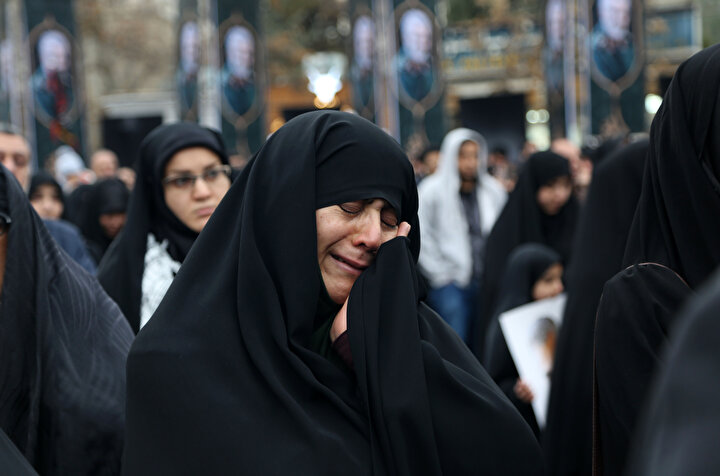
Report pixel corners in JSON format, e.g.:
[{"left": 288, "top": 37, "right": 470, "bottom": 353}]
[
  {"left": 99, "top": 212, "right": 126, "bottom": 239},
  {"left": 598, "top": 0, "right": 631, "bottom": 41},
  {"left": 536, "top": 175, "right": 573, "bottom": 215},
  {"left": 316, "top": 198, "right": 400, "bottom": 304},
  {"left": 30, "top": 184, "right": 64, "bottom": 220},
  {"left": 532, "top": 263, "right": 564, "bottom": 301},
  {"left": 91, "top": 150, "right": 119, "bottom": 179},
  {"left": 162, "top": 147, "right": 231, "bottom": 233},
  {"left": 457, "top": 140, "right": 479, "bottom": 184},
  {"left": 0, "top": 133, "right": 31, "bottom": 190}
]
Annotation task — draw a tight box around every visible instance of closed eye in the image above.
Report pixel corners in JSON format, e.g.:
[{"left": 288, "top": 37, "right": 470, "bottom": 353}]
[{"left": 339, "top": 201, "right": 364, "bottom": 214}]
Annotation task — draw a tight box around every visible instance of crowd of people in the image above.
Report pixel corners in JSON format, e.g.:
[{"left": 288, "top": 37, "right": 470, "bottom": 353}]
[{"left": 0, "top": 43, "right": 719, "bottom": 476}]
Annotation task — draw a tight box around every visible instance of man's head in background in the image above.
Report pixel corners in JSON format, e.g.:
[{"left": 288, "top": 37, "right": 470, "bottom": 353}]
[{"left": 0, "top": 123, "right": 32, "bottom": 190}]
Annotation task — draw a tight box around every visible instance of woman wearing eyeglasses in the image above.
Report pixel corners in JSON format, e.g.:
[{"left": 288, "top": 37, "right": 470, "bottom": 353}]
[{"left": 97, "top": 123, "right": 232, "bottom": 333}]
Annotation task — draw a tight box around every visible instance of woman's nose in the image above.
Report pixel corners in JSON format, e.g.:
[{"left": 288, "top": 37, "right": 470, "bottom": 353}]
[
  {"left": 191, "top": 177, "right": 213, "bottom": 199},
  {"left": 353, "top": 214, "right": 383, "bottom": 251}
]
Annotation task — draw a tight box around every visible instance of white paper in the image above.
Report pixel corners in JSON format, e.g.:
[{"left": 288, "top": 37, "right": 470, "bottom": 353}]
[{"left": 499, "top": 293, "right": 567, "bottom": 428}]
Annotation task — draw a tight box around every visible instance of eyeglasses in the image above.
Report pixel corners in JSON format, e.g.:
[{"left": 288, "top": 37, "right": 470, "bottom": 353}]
[
  {"left": 162, "top": 165, "right": 232, "bottom": 191},
  {"left": 0, "top": 212, "right": 11, "bottom": 237}
]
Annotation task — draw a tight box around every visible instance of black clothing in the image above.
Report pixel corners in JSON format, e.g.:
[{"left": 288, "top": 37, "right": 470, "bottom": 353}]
[
  {"left": 593, "top": 264, "right": 691, "bottom": 476},
  {"left": 593, "top": 44, "right": 720, "bottom": 475},
  {"left": 484, "top": 243, "right": 561, "bottom": 437},
  {"left": 626, "top": 269, "right": 720, "bottom": 476},
  {"left": 97, "top": 122, "right": 229, "bottom": 332},
  {"left": 459, "top": 188, "right": 483, "bottom": 280},
  {"left": 43, "top": 218, "right": 98, "bottom": 274},
  {"left": 122, "top": 111, "right": 543, "bottom": 475},
  {"left": 0, "top": 165, "right": 133, "bottom": 475},
  {"left": 543, "top": 139, "right": 648, "bottom": 476},
  {"left": 475, "top": 151, "right": 578, "bottom": 357},
  {"left": 0, "top": 429, "right": 38, "bottom": 476},
  {"left": 80, "top": 178, "right": 129, "bottom": 263}
]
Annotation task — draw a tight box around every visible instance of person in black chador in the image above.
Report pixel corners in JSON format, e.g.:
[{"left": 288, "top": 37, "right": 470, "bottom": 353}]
[
  {"left": 484, "top": 243, "right": 564, "bottom": 437},
  {"left": 121, "top": 111, "right": 544, "bottom": 475},
  {"left": 593, "top": 44, "right": 720, "bottom": 476},
  {"left": 542, "top": 139, "right": 647, "bottom": 476},
  {"left": 474, "top": 151, "right": 578, "bottom": 357},
  {"left": 0, "top": 164, "right": 133, "bottom": 475},
  {"left": 97, "top": 123, "right": 232, "bottom": 333}
]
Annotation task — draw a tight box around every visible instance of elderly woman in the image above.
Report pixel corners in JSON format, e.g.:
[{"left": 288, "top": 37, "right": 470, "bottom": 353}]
[
  {"left": 97, "top": 123, "right": 232, "bottom": 332},
  {"left": 122, "top": 111, "right": 543, "bottom": 475}
]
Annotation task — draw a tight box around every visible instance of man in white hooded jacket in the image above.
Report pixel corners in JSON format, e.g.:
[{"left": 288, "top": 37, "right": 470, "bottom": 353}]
[{"left": 418, "top": 128, "right": 507, "bottom": 342}]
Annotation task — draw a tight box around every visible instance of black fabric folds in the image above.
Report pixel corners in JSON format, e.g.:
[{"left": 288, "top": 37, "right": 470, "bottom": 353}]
[
  {"left": 593, "top": 264, "right": 691, "bottom": 476},
  {"left": 593, "top": 44, "right": 720, "bottom": 475},
  {"left": 625, "top": 268, "right": 720, "bottom": 476},
  {"left": 483, "top": 243, "right": 561, "bottom": 436},
  {"left": 0, "top": 165, "right": 133, "bottom": 475},
  {"left": 474, "top": 151, "right": 578, "bottom": 356},
  {"left": 97, "top": 122, "right": 229, "bottom": 332},
  {"left": 622, "top": 45, "right": 720, "bottom": 287},
  {"left": 122, "top": 111, "right": 543, "bottom": 475},
  {"left": 543, "top": 139, "right": 648, "bottom": 476}
]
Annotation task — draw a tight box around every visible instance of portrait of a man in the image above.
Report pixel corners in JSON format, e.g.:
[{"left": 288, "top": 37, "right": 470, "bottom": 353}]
[
  {"left": 177, "top": 20, "right": 200, "bottom": 119},
  {"left": 350, "top": 15, "right": 374, "bottom": 115},
  {"left": 221, "top": 25, "right": 256, "bottom": 118},
  {"left": 396, "top": 8, "right": 435, "bottom": 103},
  {"left": 31, "top": 29, "right": 74, "bottom": 123},
  {"left": 544, "top": 0, "right": 564, "bottom": 93},
  {"left": 591, "top": 0, "right": 634, "bottom": 82}
]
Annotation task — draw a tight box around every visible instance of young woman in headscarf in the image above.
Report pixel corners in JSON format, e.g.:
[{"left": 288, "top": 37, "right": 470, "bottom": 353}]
[
  {"left": 474, "top": 151, "right": 578, "bottom": 357},
  {"left": 593, "top": 44, "right": 720, "bottom": 475},
  {"left": 543, "top": 139, "right": 648, "bottom": 476},
  {"left": 483, "top": 243, "right": 564, "bottom": 438},
  {"left": 79, "top": 177, "right": 130, "bottom": 263},
  {"left": 97, "top": 122, "right": 232, "bottom": 333},
  {"left": 28, "top": 170, "right": 97, "bottom": 273},
  {"left": 122, "top": 111, "right": 544, "bottom": 475},
  {"left": 0, "top": 164, "right": 133, "bottom": 475}
]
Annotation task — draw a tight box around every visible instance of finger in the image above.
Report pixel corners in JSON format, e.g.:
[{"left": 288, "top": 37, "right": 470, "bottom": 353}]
[{"left": 397, "top": 221, "right": 411, "bottom": 238}]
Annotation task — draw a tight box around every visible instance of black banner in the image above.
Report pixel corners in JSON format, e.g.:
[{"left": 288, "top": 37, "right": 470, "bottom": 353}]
[
  {"left": 393, "top": 0, "right": 445, "bottom": 149},
  {"left": 217, "top": 0, "right": 265, "bottom": 160},
  {"left": 25, "top": 0, "right": 85, "bottom": 167},
  {"left": 544, "top": 0, "right": 565, "bottom": 139},
  {"left": 589, "top": 0, "right": 645, "bottom": 134}
]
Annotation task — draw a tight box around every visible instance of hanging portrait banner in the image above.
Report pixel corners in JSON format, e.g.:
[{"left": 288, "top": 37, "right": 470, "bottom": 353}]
[
  {"left": 544, "top": 0, "right": 566, "bottom": 139},
  {"left": 217, "top": 0, "right": 265, "bottom": 161},
  {"left": 25, "top": 0, "right": 86, "bottom": 168},
  {"left": 176, "top": 0, "right": 201, "bottom": 122},
  {"left": 349, "top": 1, "right": 375, "bottom": 121},
  {"left": 589, "top": 0, "right": 645, "bottom": 135},
  {"left": 392, "top": 0, "right": 445, "bottom": 149}
]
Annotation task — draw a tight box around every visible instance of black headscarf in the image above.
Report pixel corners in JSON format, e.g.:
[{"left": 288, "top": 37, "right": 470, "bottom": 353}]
[
  {"left": 622, "top": 45, "right": 720, "bottom": 288},
  {"left": 80, "top": 178, "right": 129, "bottom": 263},
  {"left": 97, "top": 122, "right": 229, "bottom": 332},
  {"left": 483, "top": 243, "right": 562, "bottom": 437},
  {"left": 474, "top": 151, "right": 578, "bottom": 357},
  {"left": 593, "top": 44, "right": 720, "bottom": 475},
  {"left": 27, "top": 171, "right": 65, "bottom": 213},
  {"left": 543, "top": 139, "right": 648, "bottom": 476},
  {"left": 593, "top": 264, "right": 691, "bottom": 476},
  {"left": 122, "top": 111, "right": 543, "bottom": 475},
  {"left": 0, "top": 165, "right": 133, "bottom": 475},
  {"left": 626, "top": 268, "right": 720, "bottom": 476}
]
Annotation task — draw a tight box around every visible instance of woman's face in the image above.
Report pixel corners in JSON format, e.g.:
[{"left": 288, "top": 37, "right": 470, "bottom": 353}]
[
  {"left": 163, "top": 147, "right": 231, "bottom": 233},
  {"left": 536, "top": 175, "right": 572, "bottom": 215},
  {"left": 532, "top": 263, "right": 564, "bottom": 301},
  {"left": 99, "top": 211, "right": 126, "bottom": 239},
  {"left": 30, "top": 184, "right": 64, "bottom": 219},
  {"left": 316, "top": 198, "right": 400, "bottom": 304}
]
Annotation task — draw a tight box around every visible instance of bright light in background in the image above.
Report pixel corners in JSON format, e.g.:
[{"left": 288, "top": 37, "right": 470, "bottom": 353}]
[
  {"left": 303, "top": 52, "right": 347, "bottom": 108},
  {"left": 645, "top": 94, "right": 663, "bottom": 114},
  {"left": 526, "top": 109, "right": 549, "bottom": 124}
]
